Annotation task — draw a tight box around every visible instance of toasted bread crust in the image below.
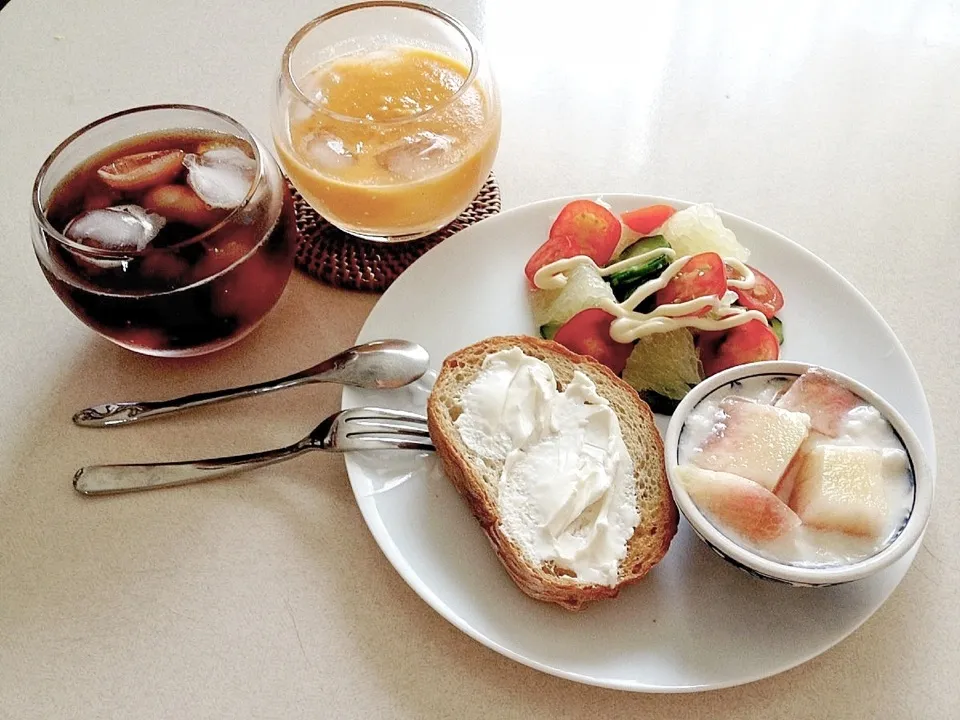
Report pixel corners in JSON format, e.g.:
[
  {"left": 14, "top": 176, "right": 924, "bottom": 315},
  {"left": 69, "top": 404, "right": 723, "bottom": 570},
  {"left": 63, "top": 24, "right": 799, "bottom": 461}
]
[{"left": 427, "top": 335, "right": 678, "bottom": 611}]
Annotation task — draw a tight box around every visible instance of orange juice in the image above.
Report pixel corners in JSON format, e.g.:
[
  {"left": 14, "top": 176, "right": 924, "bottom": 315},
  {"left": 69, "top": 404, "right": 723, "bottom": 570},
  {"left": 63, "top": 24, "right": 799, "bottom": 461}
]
[{"left": 276, "top": 46, "right": 500, "bottom": 240}]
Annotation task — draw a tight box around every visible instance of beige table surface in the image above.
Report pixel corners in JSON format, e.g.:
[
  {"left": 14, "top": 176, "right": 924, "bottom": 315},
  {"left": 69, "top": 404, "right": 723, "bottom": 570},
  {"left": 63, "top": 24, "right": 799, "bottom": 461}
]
[{"left": 1, "top": 0, "right": 958, "bottom": 717}]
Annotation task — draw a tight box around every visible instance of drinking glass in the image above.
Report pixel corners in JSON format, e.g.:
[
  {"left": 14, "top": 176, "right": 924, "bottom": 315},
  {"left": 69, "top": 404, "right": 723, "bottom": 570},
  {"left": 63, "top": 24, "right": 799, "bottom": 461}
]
[
  {"left": 31, "top": 104, "right": 297, "bottom": 357},
  {"left": 273, "top": 1, "right": 501, "bottom": 243}
]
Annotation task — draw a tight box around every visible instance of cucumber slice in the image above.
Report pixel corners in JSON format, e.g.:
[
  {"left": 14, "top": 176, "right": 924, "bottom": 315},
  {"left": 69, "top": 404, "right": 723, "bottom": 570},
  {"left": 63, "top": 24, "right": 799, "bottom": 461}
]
[
  {"left": 621, "top": 328, "right": 702, "bottom": 402},
  {"left": 608, "top": 257, "right": 670, "bottom": 301},
  {"left": 770, "top": 316, "right": 784, "bottom": 344},
  {"left": 606, "top": 235, "right": 671, "bottom": 301},
  {"left": 638, "top": 390, "right": 683, "bottom": 416},
  {"left": 539, "top": 322, "right": 562, "bottom": 341},
  {"left": 529, "top": 262, "right": 616, "bottom": 328},
  {"left": 611, "top": 234, "right": 670, "bottom": 264}
]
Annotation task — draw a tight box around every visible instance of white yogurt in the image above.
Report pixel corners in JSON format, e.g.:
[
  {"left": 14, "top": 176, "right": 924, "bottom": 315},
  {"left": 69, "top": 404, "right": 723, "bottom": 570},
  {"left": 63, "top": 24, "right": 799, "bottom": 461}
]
[{"left": 678, "top": 374, "right": 915, "bottom": 568}]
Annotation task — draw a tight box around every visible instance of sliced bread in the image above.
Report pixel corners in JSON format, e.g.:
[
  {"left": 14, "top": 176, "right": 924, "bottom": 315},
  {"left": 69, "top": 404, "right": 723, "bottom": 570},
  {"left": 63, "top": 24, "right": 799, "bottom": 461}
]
[{"left": 426, "top": 335, "right": 678, "bottom": 611}]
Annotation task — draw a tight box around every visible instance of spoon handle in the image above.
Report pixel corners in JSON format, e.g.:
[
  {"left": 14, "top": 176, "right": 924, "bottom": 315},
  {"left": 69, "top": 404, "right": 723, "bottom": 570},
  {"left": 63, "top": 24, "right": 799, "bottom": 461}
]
[
  {"left": 71, "top": 340, "right": 427, "bottom": 428},
  {"left": 73, "top": 443, "right": 311, "bottom": 495},
  {"left": 72, "top": 371, "right": 314, "bottom": 427}
]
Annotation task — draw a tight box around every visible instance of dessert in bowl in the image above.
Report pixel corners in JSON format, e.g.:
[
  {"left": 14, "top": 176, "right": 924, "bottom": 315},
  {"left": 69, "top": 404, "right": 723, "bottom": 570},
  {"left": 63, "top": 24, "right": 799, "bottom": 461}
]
[{"left": 664, "top": 360, "right": 933, "bottom": 586}]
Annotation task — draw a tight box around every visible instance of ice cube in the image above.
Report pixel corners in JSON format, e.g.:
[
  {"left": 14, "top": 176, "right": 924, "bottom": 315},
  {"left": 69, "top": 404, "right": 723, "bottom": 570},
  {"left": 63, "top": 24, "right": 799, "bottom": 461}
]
[
  {"left": 300, "top": 130, "right": 355, "bottom": 171},
  {"left": 376, "top": 131, "right": 455, "bottom": 179},
  {"left": 200, "top": 146, "right": 256, "bottom": 171},
  {"left": 64, "top": 205, "right": 166, "bottom": 251},
  {"left": 183, "top": 151, "right": 255, "bottom": 209},
  {"left": 195, "top": 138, "right": 254, "bottom": 158}
]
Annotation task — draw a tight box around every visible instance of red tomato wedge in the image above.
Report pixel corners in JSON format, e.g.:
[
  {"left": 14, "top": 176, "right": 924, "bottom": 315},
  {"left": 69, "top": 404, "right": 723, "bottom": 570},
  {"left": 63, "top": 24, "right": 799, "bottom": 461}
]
[
  {"left": 524, "top": 200, "right": 621, "bottom": 285},
  {"left": 620, "top": 204, "right": 676, "bottom": 235},
  {"left": 728, "top": 265, "right": 784, "bottom": 320},
  {"left": 700, "top": 319, "right": 780, "bottom": 377},
  {"left": 656, "top": 252, "right": 726, "bottom": 312},
  {"left": 694, "top": 329, "right": 726, "bottom": 357},
  {"left": 553, "top": 308, "right": 633, "bottom": 375}
]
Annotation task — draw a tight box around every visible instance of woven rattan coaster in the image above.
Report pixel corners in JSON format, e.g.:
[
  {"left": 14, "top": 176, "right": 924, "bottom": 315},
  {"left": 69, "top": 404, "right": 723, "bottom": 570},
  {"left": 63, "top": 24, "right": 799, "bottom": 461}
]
[{"left": 292, "top": 173, "right": 501, "bottom": 292}]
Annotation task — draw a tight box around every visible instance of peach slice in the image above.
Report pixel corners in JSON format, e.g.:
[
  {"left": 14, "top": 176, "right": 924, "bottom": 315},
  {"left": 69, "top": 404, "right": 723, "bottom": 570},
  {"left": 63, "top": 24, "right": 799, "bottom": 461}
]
[
  {"left": 195, "top": 139, "right": 254, "bottom": 158},
  {"left": 678, "top": 465, "right": 802, "bottom": 542},
  {"left": 193, "top": 226, "right": 258, "bottom": 280},
  {"left": 83, "top": 187, "right": 123, "bottom": 212},
  {"left": 97, "top": 150, "right": 185, "bottom": 191},
  {"left": 113, "top": 327, "right": 167, "bottom": 352},
  {"left": 775, "top": 368, "right": 863, "bottom": 437},
  {"left": 691, "top": 397, "right": 810, "bottom": 493},
  {"left": 138, "top": 252, "right": 190, "bottom": 286},
  {"left": 142, "top": 184, "right": 225, "bottom": 229},
  {"left": 790, "top": 445, "right": 887, "bottom": 538},
  {"left": 210, "top": 254, "right": 283, "bottom": 323}
]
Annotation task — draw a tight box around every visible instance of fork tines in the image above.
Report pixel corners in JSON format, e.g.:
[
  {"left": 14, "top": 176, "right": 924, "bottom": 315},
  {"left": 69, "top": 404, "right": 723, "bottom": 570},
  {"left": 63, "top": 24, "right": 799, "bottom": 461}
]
[{"left": 340, "top": 407, "right": 434, "bottom": 451}]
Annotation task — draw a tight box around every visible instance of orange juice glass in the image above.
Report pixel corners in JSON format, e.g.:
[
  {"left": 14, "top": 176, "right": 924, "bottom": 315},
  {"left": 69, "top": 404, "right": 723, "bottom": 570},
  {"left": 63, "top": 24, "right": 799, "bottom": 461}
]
[{"left": 273, "top": 2, "right": 501, "bottom": 242}]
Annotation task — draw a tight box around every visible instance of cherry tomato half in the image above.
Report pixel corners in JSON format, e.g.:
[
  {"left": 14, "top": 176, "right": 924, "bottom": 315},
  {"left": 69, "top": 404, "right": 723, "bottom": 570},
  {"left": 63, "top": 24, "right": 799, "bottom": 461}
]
[
  {"left": 700, "top": 319, "right": 780, "bottom": 377},
  {"left": 524, "top": 200, "right": 621, "bottom": 285},
  {"left": 728, "top": 265, "right": 784, "bottom": 320},
  {"left": 620, "top": 204, "right": 676, "bottom": 235},
  {"left": 553, "top": 308, "right": 633, "bottom": 375},
  {"left": 656, "top": 252, "right": 726, "bottom": 312}
]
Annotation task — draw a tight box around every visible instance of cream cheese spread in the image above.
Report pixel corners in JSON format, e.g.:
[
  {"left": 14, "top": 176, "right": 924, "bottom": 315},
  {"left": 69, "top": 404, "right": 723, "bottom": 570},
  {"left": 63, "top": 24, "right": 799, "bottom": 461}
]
[{"left": 454, "top": 347, "right": 639, "bottom": 585}]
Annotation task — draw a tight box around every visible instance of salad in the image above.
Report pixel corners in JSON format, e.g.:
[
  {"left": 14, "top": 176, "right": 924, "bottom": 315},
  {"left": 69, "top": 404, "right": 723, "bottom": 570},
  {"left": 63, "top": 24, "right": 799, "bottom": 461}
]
[{"left": 525, "top": 199, "right": 785, "bottom": 412}]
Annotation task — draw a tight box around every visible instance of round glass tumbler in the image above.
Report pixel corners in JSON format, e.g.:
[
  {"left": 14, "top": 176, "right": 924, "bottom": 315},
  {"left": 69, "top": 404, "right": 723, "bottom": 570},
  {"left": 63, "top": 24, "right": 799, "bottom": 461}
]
[
  {"left": 273, "top": 1, "right": 501, "bottom": 243},
  {"left": 31, "top": 105, "right": 298, "bottom": 357}
]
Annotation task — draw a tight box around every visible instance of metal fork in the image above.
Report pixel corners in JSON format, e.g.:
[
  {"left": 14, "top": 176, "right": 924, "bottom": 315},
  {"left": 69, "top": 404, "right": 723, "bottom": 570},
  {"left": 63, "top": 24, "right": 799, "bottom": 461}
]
[{"left": 73, "top": 407, "right": 433, "bottom": 496}]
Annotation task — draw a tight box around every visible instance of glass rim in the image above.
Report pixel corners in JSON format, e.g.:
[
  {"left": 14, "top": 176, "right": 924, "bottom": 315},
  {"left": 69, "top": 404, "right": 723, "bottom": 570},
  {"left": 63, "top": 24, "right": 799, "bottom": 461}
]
[
  {"left": 280, "top": 1, "right": 481, "bottom": 127},
  {"left": 32, "top": 103, "right": 265, "bottom": 258}
]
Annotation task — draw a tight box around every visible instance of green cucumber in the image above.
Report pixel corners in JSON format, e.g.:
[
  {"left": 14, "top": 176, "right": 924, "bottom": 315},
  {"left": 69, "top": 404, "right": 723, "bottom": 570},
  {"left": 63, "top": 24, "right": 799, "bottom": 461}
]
[
  {"left": 539, "top": 322, "right": 563, "bottom": 341},
  {"left": 770, "top": 316, "right": 784, "bottom": 344},
  {"left": 638, "top": 390, "right": 687, "bottom": 416},
  {"left": 613, "top": 234, "right": 670, "bottom": 261},
  {"left": 606, "top": 235, "right": 671, "bottom": 302}
]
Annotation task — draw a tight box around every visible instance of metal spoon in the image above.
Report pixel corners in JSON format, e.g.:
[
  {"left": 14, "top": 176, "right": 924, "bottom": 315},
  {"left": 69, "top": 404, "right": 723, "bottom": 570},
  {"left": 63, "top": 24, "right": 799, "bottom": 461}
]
[{"left": 72, "top": 339, "right": 429, "bottom": 427}]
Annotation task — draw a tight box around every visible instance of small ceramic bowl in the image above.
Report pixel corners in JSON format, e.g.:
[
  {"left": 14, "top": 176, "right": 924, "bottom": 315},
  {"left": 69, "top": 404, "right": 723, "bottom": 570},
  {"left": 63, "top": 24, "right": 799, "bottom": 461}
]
[{"left": 664, "top": 360, "right": 934, "bottom": 586}]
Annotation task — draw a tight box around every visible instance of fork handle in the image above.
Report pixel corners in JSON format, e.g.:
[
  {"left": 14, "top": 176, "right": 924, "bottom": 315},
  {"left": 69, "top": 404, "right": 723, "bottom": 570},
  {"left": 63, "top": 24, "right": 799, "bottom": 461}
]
[{"left": 73, "top": 443, "right": 311, "bottom": 495}]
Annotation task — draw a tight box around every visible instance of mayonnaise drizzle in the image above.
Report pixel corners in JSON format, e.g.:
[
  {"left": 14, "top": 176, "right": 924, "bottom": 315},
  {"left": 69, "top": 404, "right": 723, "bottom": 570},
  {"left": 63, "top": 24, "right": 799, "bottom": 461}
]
[{"left": 533, "top": 247, "right": 769, "bottom": 342}]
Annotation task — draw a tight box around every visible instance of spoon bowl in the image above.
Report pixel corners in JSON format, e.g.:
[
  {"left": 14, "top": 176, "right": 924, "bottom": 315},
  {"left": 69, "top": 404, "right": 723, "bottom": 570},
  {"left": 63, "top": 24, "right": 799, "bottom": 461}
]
[{"left": 329, "top": 339, "right": 430, "bottom": 389}]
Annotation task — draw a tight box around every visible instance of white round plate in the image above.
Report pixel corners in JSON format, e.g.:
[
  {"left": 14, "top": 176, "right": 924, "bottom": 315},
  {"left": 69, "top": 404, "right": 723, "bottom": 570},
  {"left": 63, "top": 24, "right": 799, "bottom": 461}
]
[{"left": 342, "top": 195, "right": 936, "bottom": 692}]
